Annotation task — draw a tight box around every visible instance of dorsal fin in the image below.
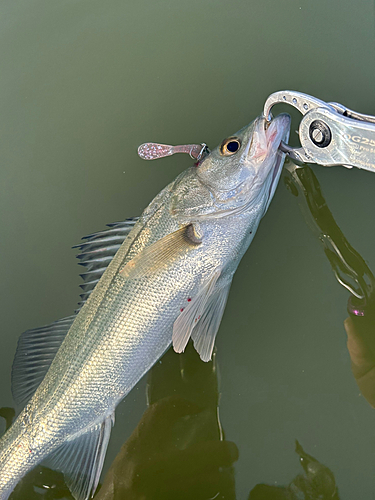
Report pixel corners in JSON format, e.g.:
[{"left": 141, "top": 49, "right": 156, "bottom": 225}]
[
  {"left": 74, "top": 218, "right": 138, "bottom": 311},
  {"left": 11, "top": 316, "right": 76, "bottom": 408},
  {"left": 11, "top": 217, "right": 138, "bottom": 408}
]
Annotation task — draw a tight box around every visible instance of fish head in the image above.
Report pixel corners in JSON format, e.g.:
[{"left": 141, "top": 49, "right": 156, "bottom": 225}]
[
  {"left": 197, "top": 113, "right": 291, "bottom": 212},
  {"left": 171, "top": 113, "right": 291, "bottom": 221}
]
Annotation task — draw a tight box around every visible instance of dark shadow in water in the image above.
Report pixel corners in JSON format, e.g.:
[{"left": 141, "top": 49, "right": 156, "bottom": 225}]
[
  {"left": 95, "top": 343, "right": 237, "bottom": 500},
  {"left": 249, "top": 439, "right": 339, "bottom": 500},
  {"left": 9, "top": 466, "right": 73, "bottom": 500},
  {"left": 284, "top": 163, "right": 375, "bottom": 409},
  {"left": 0, "top": 407, "right": 15, "bottom": 432},
  {"left": 4, "top": 162, "right": 375, "bottom": 499}
]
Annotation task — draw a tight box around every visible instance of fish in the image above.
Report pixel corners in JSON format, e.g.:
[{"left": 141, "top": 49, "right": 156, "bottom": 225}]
[{"left": 0, "top": 112, "right": 290, "bottom": 500}]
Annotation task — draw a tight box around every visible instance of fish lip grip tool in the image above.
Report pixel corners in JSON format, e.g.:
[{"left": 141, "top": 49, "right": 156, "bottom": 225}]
[{"left": 264, "top": 90, "right": 375, "bottom": 173}]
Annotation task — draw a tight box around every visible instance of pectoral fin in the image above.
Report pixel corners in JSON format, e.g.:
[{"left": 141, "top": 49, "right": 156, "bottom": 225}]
[{"left": 119, "top": 224, "right": 202, "bottom": 280}]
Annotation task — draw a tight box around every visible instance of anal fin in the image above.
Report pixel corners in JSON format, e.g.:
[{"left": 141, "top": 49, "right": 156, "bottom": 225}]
[{"left": 49, "top": 413, "right": 114, "bottom": 500}]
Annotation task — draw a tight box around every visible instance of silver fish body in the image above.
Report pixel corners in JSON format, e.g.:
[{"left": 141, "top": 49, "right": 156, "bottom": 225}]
[{"left": 0, "top": 113, "right": 290, "bottom": 499}]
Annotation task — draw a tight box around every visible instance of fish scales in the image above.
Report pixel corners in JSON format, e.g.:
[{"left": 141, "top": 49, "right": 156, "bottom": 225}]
[{"left": 0, "top": 113, "right": 290, "bottom": 499}]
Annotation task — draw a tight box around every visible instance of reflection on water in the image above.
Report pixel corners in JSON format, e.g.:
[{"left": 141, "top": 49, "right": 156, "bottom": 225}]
[
  {"left": 9, "top": 466, "right": 72, "bottom": 500},
  {"left": 249, "top": 440, "right": 338, "bottom": 500},
  {"left": 284, "top": 164, "right": 375, "bottom": 409},
  {"left": 283, "top": 164, "right": 375, "bottom": 304},
  {"left": 3, "top": 162, "right": 375, "bottom": 498},
  {"left": 0, "top": 408, "right": 14, "bottom": 433},
  {"left": 96, "top": 344, "right": 237, "bottom": 500}
]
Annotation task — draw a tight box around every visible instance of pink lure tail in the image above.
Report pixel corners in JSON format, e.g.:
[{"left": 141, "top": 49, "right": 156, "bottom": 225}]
[{"left": 138, "top": 142, "right": 208, "bottom": 161}]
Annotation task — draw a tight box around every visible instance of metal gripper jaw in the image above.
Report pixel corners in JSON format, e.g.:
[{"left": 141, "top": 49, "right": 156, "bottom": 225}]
[{"left": 264, "top": 90, "right": 375, "bottom": 173}]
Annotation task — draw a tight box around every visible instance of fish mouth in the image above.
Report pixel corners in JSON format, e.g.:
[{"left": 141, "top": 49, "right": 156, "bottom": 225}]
[
  {"left": 264, "top": 113, "right": 291, "bottom": 150},
  {"left": 241, "top": 113, "right": 290, "bottom": 199},
  {"left": 245, "top": 112, "right": 291, "bottom": 162},
  {"left": 266, "top": 113, "right": 291, "bottom": 168},
  {"left": 262, "top": 113, "right": 291, "bottom": 204}
]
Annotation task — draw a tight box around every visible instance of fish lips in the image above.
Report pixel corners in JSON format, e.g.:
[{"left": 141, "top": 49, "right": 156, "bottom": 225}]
[
  {"left": 235, "top": 113, "right": 290, "bottom": 205},
  {"left": 245, "top": 113, "right": 291, "bottom": 164},
  {"left": 266, "top": 113, "right": 291, "bottom": 196}
]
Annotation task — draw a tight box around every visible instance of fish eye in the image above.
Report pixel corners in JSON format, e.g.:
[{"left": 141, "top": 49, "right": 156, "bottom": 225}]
[{"left": 220, "top": 137, "right": 241, "bottom": 156}]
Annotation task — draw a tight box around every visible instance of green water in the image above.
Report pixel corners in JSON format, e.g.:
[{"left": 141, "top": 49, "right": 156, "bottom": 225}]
[{"left": 1, "top": 0, "right": 375, "bottom": 498}]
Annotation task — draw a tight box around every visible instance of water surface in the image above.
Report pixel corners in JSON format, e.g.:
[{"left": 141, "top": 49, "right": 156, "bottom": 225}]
[{"left": 1, "top": 0, "right": 375, "bottom": 498}]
